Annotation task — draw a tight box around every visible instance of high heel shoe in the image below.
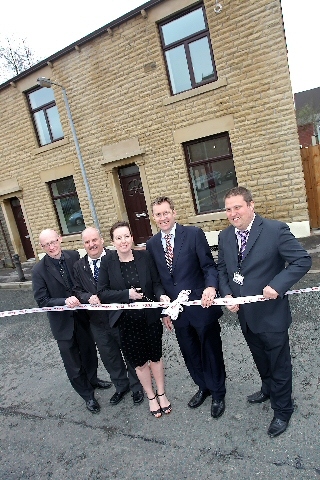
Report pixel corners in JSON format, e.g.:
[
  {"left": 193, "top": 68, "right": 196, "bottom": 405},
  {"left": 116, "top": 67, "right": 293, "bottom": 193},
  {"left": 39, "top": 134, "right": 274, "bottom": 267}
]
[
  {"left": 157, "top": 392, "right": 172, "bottom": 414},
  {"left": 148, "top": 395, "right": 162, "bottom": 418}
]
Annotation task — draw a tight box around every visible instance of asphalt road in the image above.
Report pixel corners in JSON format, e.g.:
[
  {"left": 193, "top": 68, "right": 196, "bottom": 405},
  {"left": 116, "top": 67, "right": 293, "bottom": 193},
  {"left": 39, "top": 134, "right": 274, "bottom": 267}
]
[{"left": 0, "top": 273, "right": 319, "bottom": 479}]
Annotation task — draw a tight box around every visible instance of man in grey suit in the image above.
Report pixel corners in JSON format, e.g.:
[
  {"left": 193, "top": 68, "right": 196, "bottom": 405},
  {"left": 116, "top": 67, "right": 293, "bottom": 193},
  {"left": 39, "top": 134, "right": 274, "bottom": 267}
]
[
  {"left": 73, "top": 227, "right": 144, "bottom": 406},
  {"left": 217, "top": 186, "right": 311, "bottom": 437},
  {"left": 32, "top": 229, "right": 111, "bottom": 414}
]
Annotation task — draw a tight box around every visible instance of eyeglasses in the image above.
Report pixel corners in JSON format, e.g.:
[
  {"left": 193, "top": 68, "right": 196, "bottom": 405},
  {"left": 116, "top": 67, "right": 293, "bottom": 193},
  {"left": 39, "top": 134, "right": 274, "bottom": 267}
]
[
  {"left": 153, "top": 211, "right": 172, "bottom": 219},
  {"left": 40, "top": 239, "right": 60, "bottom": 249}
]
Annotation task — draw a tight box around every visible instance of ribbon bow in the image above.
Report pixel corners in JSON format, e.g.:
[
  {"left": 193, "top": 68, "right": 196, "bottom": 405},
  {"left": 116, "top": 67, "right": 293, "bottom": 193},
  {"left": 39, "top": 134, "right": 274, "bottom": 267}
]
[{"left": 163, "top": 290, "right": 191, "bottom": 320}]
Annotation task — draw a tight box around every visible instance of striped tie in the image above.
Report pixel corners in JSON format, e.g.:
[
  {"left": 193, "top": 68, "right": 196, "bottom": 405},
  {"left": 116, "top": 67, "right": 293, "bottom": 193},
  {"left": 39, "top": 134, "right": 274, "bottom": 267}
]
[
  {"left": 164, "top": 233, "right": 173, "bottom": 273},
  {"left": 237, "top": 230, "right": 250, "bottom": 257},
  {"left": 92, "top": 259, "right": 100, "bottom": 282}
]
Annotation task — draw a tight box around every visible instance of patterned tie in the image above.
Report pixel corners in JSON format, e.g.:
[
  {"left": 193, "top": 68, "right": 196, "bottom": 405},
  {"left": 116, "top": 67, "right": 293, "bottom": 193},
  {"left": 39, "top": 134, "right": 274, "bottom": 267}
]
[
  {"left": 92, "top": 259, "right": 100, "bottom": 282},
  {"left": 236, "top": 230, "right": 250, "bottom": 257},
  {"left": 164, "top": 233, "right": 173, "bottom": 273}
]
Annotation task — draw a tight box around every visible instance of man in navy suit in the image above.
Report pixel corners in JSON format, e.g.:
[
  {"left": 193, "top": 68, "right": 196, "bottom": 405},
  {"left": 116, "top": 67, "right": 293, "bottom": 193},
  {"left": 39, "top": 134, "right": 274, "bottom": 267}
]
[
  {"left": 217, "top": 186, "right": 311, "bottom": 437},
  {"left": 32, "top": 229, "right": 111, "bottom": 414},
  {"left": 146, "top": 196, "right": 226, "bottom": 418}
]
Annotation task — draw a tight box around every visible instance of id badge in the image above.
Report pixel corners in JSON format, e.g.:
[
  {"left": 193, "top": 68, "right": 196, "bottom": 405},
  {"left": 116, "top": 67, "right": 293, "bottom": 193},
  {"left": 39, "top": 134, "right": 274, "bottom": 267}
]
[{"left": 233, "top": 272, "right": 244, "bottom": 285}]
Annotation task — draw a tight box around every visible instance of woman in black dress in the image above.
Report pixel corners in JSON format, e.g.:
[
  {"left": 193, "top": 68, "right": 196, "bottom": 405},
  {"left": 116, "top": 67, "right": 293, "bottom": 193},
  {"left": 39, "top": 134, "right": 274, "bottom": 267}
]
[{"left": 97, "top": 221, "right": 171, "bottom": 418}]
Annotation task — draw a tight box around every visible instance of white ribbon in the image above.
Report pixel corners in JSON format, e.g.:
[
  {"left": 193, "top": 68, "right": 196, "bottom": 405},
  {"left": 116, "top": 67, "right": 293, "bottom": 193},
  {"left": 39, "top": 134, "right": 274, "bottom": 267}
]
[{"left": 0, "top": 286, "right": 319, "bottom": 319}]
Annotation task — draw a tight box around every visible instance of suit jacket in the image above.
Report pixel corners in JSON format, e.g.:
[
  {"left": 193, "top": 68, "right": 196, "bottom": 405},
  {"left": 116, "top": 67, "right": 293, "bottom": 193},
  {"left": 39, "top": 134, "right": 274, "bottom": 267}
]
[
  {"left": 32, "top": 250, "right": 83, "bottom": 341},
  {"left": 97, "top": 249, "right": 165, "bottom": 327},
  {"left": 217, "top": 214, "right": 312, "bottom": 333},
  {"left": 146, "top": 223, "right": 223, "bottom": 326},
  {"left": 73, "top": 248, "right": 111, "bottom": 326}
]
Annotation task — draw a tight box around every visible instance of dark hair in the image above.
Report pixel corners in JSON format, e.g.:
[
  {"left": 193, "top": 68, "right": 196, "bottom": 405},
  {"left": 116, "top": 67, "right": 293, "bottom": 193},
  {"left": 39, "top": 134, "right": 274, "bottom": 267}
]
[
  {"left": 224, "top": 186, "right": 253, "bottom": 204},
  {"left": 151, "top": 196, "right": 175, "bottom": 211},
  {"left": 109, "top": 221, "right": 132, "bottom": 240}
]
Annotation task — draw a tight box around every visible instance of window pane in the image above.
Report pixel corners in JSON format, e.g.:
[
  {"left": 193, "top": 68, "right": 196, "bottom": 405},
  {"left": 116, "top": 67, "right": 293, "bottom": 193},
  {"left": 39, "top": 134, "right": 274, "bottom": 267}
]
[
  {"left": 47, "top": 106, "right": 64, "bottom": 140},
  {"left": 54, "top": 196, "right": 83, "bottom": 235},
  {"left": 51, "top": 177, "right": 76, "bottom": 196},
  {"left": 189, "top": 37, "right": 215, "bottom": 84},
  {"left": 161, "top": 8, "right": 205, "bottom": 46},
  {"left": 188, "top": 137, "right": 230, "bottom": 163},
  {"left": 165, "top": 45, "right": 192, "bottom": 94},
  {"left": 33, "top": 111, "right": 51, "bottom": 146},
  {"left": 29, "top": 88, "right": 55, "bottom": 109}
]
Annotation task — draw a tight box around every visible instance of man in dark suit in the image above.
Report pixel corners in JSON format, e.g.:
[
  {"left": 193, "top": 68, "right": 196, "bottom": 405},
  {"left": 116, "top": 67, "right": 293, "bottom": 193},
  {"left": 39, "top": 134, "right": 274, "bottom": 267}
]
[
  {"left": 217, "top": 186, "right": 311, "bottom": 437},
  {"left": 146, "top": 196, "right": 226, "bottom": 418},
  {"left": 73, "top": 227, "right": 144, "bottom": 406},
  {"left": 32, "top": 229, "right": 111, "bottom": 414}
]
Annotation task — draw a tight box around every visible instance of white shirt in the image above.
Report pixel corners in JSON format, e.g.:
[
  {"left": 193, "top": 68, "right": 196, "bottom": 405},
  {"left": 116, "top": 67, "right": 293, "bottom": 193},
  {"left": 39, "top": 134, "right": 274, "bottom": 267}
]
[
  {"left": 88, "top": 249, "right": 107, "bottom": 277},
  {"left": 235, "top": 214, "right": 256, "bottom": 249}
]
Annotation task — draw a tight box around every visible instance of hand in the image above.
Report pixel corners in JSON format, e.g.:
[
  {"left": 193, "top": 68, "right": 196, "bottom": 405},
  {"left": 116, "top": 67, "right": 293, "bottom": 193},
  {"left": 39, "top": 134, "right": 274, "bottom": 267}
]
[
  {"left": 88, "top": 295, "right": 101, "bottom": 305},
  {"left": 201, "top": 287, "right": 217, "bottom": 308},
  {"left": 65, "top": 296, "right": 81, "bottom": 308},
  {"left": 159, "top": 295, "right": 171, "bottom": 304},
  {"left": 129, "top": 288, "right": 143, "bottom": 300},
  {"left": 263, "top": 285, "right": 279, "bottom": 300},
  {"left": 162, "top": 315, "right": 174, "bottom": 331},
  {"left": 224, "top": 294, "right": 239, "bottom": 313}
]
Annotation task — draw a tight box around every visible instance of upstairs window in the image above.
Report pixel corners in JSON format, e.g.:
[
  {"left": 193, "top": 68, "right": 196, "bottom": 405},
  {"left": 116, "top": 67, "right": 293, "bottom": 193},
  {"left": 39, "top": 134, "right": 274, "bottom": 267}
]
[
  {"left": 27, "top": 86, "right": 64, "bottom": 146},
  {"left": 48, "top": 176, "right": 84, "bottom": 235},
  {"left": 159, "top": 5, "right": 217, "bottom": 95},
  {"left": 184, "top": 133, "right": 238, "bottom": 214}
]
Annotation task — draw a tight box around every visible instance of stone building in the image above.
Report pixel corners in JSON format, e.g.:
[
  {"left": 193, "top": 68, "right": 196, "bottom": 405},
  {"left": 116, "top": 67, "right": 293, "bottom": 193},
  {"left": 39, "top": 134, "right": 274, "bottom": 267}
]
[{"left": 0, "top": 0, "right": 309, "bottom": 261}]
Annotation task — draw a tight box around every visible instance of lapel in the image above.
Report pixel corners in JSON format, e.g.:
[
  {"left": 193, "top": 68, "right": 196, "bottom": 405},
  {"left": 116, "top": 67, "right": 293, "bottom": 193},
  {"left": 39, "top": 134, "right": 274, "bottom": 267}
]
[
  {"left": 133, "top": 250, "right": 147, "bottom": 289},
  {"left": 44, "top": 254, "right": 64, "bottom": 286},
  {"left": 154, "top": 232, "right": 168, "bottom": 271},
  {"left": 242, "top": 214, "right": 263, "bottom": 260},
  {"left": 225, "top": 226, "right": 239, "bottom": 266},
  {"left": 172, "top": 223, "right": 185, "bottom": 272},
  {"left": 109, "top": 251, "right": 126, "bottom": 289},
  {"left": 83, "top": 254, "right": 96, "bottom": 287}
]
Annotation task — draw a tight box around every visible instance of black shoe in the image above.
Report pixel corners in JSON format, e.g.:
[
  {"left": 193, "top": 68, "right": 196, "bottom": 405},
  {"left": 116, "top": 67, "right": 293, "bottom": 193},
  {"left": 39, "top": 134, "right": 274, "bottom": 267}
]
[
  {"left": 267, "top": 417, "right": 289, "bottom": 437},
  {"left": 247, "top": 390, "right": 270, "bottom": 404},
  {"left": 93, "top": 379, "right": 113, "bottom": 389},
  {"left": 110, "top": 388, "right": 130, "bottom": 405},
  {"left": 86, "top": 398, "right": 100, "bottom": 414},
  {"left": 211, "top": 398, "right": 225, "bottom": 418},
  {"left": 132, "top": 390, "right": 144, "bottom": 405},
  {"left": 188, "top": 389, "right": 210, "bottom": 409}
]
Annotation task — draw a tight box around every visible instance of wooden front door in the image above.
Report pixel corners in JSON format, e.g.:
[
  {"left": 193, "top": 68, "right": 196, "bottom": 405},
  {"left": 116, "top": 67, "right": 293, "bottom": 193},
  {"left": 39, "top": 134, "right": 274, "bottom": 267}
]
[
  {"left": 10, "top": 197, "right": 35, "bottom": 259},
  {"left": 119, "top": 165, "right": 152, "bottom": 245}
]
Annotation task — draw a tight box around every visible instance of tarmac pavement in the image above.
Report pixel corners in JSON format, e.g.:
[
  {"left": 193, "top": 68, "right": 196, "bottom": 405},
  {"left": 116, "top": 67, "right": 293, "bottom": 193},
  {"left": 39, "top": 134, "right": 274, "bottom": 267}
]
[{"left": 0, "top": 234, "right": 320, "bottom": 479}]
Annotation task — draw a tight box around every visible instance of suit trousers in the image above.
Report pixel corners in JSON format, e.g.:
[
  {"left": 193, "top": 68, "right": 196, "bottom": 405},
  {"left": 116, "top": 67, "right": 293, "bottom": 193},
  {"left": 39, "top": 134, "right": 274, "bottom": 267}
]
[
  {"left": 56, "top": 316, "right": 96, "bottom": 402},
  {"left": 243, "top": 326, "right": 293, "bottom": 421},
  {"left": 90, "top": 321, "right": 141, "bottom": 393},
  {"left": 174, "top": 306, "right": 226, "bottom": 399}
]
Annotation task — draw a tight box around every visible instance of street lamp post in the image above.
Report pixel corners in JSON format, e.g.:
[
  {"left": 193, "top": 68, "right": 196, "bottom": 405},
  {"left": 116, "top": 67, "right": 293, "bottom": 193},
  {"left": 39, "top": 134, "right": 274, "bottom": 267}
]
[{"left": 37, "top": 77, "right": 100, "bottom": 230}]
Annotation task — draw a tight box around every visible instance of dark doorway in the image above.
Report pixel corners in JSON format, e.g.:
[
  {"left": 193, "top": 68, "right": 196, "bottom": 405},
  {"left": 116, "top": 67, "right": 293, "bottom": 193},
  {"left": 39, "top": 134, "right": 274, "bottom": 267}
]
[
  {"left": 10, "top": 197, "right": 35, "bottom": 259},
  {"left": 118, "top": 165, "right": 153, "bottom": 245}
]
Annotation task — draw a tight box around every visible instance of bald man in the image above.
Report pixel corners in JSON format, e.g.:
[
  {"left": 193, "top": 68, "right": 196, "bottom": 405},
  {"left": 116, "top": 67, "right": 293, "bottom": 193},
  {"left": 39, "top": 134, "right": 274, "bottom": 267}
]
[
  {"left": 32, "top": 229, "right": 111, "bottom": 414},
  {"left": 73, "top": 227, "right": 143, "bottom": 406}
]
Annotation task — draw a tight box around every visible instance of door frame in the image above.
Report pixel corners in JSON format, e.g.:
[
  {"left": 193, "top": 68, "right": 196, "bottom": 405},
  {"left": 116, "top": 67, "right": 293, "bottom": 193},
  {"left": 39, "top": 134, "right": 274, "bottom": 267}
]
[
  {"left": 1, "top": 196, "right": 37, "bottom": 261},
  {"left": 104, "top": 156, "right": 157, "bottom": 239}
]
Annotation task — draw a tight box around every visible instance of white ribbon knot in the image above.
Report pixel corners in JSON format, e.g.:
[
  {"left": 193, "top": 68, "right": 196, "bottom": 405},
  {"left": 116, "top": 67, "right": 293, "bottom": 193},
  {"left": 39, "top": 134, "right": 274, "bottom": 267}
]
[{"left": 163, "top": 289, "right": 191, "bottom": 320}]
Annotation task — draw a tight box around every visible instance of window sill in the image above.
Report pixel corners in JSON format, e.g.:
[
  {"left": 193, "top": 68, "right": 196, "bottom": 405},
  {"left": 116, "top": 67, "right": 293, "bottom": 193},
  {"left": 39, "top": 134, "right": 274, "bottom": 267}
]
[
  {"left": 163, "top": 77, "right": 227, "bottom": 106},
  {"left": 188, "top": 211, "right": 227, "bottom": 224},
  {"left": 33, "top": 137, "right": 69, "bottom": 155}
]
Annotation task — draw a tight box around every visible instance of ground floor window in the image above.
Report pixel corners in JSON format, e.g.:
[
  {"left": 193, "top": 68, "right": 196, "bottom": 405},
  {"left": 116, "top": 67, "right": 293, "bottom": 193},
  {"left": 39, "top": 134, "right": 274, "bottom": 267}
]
[
  {"left": 184, "top": 133, "right": 237, "bottom": 214},
  {"left": 48, "top": 176, "right": 84, "bottom": 234}
]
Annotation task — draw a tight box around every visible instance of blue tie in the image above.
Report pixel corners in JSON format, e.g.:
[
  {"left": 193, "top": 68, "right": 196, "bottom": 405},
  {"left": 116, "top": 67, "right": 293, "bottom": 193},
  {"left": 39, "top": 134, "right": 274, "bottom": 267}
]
[{"left": 92, "top": 259, "right": 100, "bottom": 282}]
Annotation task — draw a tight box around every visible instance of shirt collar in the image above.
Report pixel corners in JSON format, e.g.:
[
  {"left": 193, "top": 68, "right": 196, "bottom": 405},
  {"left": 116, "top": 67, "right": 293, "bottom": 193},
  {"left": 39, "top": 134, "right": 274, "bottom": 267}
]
[
  {"left": 161, "top": 223, "right": 176, "bottom": 239},
  {"left": 235, "top": 214, "right": 256, "bottom": 234},
  {"left": 88, "top": 249, "right": 106, "bottom": 265}
]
